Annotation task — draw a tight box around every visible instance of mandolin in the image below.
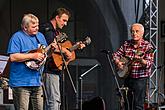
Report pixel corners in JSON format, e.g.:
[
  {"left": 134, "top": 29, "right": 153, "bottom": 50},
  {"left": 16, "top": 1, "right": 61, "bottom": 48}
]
[
  {"left": 25, "top": 33, "right": 68, "bottom": 71},
  {"left": 52, "top": 37, "right": 91, "bottom": 70}
]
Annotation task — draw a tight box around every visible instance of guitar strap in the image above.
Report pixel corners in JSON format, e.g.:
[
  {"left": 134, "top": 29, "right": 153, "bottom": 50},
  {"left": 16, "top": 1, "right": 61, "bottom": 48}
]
[
  {"left": 35, "top": 35, "right": 45, "bottom": 48},
  {"left": 54, "top": 29, "right": 60, "bottom": 38},
  {"left": 34, "top": 35, "right": 41, "bottom": 44}
]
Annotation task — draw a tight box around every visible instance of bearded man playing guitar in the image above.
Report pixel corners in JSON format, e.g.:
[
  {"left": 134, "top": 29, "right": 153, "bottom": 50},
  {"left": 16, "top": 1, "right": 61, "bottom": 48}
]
[
  {"left": 40, "top": 8, "right": 86, "bottom": 110},
  {"left": 112, "top": 23, "right": 154, "bottom": 110}
]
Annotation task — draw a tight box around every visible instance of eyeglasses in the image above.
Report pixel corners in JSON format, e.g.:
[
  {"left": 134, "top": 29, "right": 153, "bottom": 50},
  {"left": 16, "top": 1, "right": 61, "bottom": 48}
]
[{"left": 131, "top": 30, "right": 141, "bottom": 34}]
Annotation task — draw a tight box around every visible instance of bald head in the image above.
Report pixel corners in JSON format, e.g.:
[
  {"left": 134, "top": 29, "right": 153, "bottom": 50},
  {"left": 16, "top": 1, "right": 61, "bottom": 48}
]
[
  {"left": 131, "top": 23, "right": 144, "bottom": 33},
  {"left": 130, "top": 23, "right": 145, "bottom": 42}
]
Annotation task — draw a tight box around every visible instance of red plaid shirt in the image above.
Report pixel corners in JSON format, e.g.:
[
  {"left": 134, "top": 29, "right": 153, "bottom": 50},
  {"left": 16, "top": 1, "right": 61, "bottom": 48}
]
[{"left": 113, "top": 39, "right": 154, "bottom": 78}]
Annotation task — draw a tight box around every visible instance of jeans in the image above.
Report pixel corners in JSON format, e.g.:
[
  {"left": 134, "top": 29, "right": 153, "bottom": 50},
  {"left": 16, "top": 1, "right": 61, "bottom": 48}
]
[
  {"left": 43, "top": 73, "right": 61, "bottom": 110},
  {"left": 125, "top": 77, "right": 147, "bottom": 110},
  {"left": 12, "top": 86, "right": 43, "bottom": 110}
]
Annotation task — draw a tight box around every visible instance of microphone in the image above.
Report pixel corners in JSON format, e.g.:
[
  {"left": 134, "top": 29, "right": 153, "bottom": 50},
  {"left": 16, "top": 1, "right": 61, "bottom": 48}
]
[
  {"left": 157, "top": 65, "right": 162, "bottom": 69},
  {"left": 100, "top": 49, "right": 111, "bottom": 54},
  {"left": 157, "top": 63, "right": 165, "bottom": 69}
]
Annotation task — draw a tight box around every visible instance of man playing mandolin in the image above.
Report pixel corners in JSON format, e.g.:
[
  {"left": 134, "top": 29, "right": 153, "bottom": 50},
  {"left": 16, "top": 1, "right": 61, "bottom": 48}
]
[
  {"left": 7, "top": 14, "right": 49, "bottom": 110},
  {"left": 112, "top": 23, "right": 154, "bottom": 110},
  {"left": 40, "top": 8, "right": 86, "bottom": 110}
]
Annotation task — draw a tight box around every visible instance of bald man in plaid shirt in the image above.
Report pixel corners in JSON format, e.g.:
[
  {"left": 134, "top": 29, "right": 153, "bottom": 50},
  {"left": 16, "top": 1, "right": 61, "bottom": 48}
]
[{"left": 113, "top": 23, "right": 154, "bottom": 110}]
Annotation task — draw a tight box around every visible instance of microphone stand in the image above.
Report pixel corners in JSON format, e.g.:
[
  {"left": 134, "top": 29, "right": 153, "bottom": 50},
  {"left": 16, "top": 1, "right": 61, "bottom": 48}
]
[
  {"left": 54, "top": 33, "right": 77, "bottom": 110},
  {"left": 78, "top": 64, "right": 99, "bottom": 110},
  {"left": 102, "top": 51, "right": 125, "bottom": 110}
]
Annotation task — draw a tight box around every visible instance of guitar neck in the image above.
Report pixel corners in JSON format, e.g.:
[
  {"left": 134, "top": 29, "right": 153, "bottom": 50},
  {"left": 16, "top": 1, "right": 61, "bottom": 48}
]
[
  {"left": 68, "top": 37, "right": 91, "bottom": 52},
  {"left": 68, "top": 44, "right": 80, "bottom": 52}
]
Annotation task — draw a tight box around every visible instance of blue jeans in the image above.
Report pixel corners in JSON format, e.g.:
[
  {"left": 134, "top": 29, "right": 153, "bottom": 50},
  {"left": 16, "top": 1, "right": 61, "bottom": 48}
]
[
  {"left": 12, "top": 86, "right": 43, "bottom": 110},
  {"left": 43, "top": 73, "right": 61, "bottom": 110},
  {"left": 125, "top": 77, "right": 147, "bottom": 110}
]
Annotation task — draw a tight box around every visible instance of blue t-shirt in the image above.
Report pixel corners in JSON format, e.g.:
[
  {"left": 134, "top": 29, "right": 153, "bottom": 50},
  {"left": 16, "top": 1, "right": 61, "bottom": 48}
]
[{"left": 7, "top": 30, "right": 47, "bottom": 87}]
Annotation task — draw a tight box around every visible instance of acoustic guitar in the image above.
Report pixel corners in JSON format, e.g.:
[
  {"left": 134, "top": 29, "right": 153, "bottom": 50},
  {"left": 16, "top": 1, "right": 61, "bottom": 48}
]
[
  {"left": 25, "top": 33, "right": 68, "bottom": 71},
  {"left": 117, "top": 49, "right": 154, "bottom": 78},
  {"left": 52, "top": 37, "right": 91, "bottom": 70}
]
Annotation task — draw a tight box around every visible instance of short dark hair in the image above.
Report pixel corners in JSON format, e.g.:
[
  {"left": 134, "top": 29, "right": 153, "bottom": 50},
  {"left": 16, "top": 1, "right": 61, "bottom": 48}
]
[{"left": 50, "top": 8, "right": 71, "bottom": 20}]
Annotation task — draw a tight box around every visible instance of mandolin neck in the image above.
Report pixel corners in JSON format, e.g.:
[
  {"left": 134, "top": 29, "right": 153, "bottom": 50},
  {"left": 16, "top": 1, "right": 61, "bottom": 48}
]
[{"left": 44, "top": 44, "right": 52, "bottom": 53}]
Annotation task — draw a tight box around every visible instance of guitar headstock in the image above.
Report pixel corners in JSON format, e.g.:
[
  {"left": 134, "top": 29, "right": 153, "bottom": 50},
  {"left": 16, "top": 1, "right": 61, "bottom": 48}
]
[{"left": 83, "top": 37, "right": 91, "bottom": 45}]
